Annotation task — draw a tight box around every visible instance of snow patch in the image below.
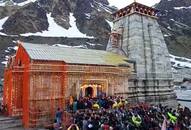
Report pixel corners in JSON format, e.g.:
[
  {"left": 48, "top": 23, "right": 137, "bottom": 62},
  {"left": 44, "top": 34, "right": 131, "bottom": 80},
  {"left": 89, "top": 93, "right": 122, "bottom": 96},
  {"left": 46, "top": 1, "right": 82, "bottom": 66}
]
[
  {"left": 1, "top": 61, "right": 7, "bottom": 65},
  {"left": 21, "top": 13, "right": 93, "bottom": 38},
  {"left": 86, "top": 42, "right": 96, "bottom": 47},
  {"left": 5, "top": 50, "right": 9, "bottom": 53},
  {"left": 164, "top": 34, "right": 169, "bottom": 37},
  {"left": 172, "top": 67, "right": 178, "bottom": 73},
  {"left": 73, "top": 44, "right": 87, "bottom": 49},
  {"left": 16, "top": 0, "right": 37, "bottom": 6},
  {"left": 0, "top": 31, "right": 18, "bottom": 36},
  {"left": 0, "top": 16, "right": 9, "bottom": 30},
  {"left": 52, "top": 44, "right": 88, "bottom": 49},
  {"left": 85, "top": 13, "right": 91, "bottom": 19},
  {"left": 90, "top": 3, "right": 94, "bottom": 8},
  {"left": 170, "top": 54, "right": 191, "bottom": 69},
  {"left": 167, "top": 26, "right": 172, "bottom": 30},
  {"left": 170, "top": 19, "right": 189, "bottom": 28},
  {"left": 174, "top": 6, "right": 191, "bottom": 10},
  {"left": 164, "top": 33, "right": 171, "bottom": 37},
  {"left": 94, "top": 0, "right": 113, "bottom": 13},
  {"left": 106, "top": 20, "right": 113, "bottom": 28},
  {"left": 5, "top": 56, "right": 9, "bottom": 60},
  {"left": 7, "top": 46, "right": 18, "bottom": 51},
  {"left": 0, "top": 32, "right": 18, "bottom": 36},
  {"left": 13, "top": 40, "right": 18, "bottom": 44},
  {"left": 170, "top": 19, "right": 175, "bottom": 21},
  {"left": 0, "top": 0, "right": 37, "bottom": 6},
  {"left": 2, "top": 45, "right": 18, "bottom": 66},
  {"left": 52, "top": 44, "right": 72, "bottom": 48}
]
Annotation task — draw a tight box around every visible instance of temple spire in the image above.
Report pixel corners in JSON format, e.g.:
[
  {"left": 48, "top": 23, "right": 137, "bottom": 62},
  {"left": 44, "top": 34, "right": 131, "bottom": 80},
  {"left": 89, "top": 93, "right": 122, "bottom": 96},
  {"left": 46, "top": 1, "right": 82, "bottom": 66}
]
[{"left": 113, "top": 1, "right": 157, "bottom": 20}]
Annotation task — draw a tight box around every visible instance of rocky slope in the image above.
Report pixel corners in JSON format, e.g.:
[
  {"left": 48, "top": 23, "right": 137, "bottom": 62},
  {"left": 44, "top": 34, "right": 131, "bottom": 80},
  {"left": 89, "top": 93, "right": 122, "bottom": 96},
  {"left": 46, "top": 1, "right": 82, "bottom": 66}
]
[
  {"left": 0, "top": 0, "right": 114, "bottom": 38},
  {"left": 155, "top": 0, "right": 191, "bottom": 82},
  {"left": 0, "top": 0, "right": 190, "bottom": 80},
  {"left": 156, "top": 0, "right": 191, "bottom": 59},
  {"left": 2, "top": 2, "right": 48, "bottom": 34}
]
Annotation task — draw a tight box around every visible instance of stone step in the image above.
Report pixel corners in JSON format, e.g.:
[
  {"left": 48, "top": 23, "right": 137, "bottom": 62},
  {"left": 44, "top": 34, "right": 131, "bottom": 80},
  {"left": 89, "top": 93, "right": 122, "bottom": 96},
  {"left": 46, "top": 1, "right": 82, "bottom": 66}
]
[
  {"left": 0, "top": 122, "right": 22, "bottom": 130},
  {"left": 0, "top": 118, "right": 19, "bottom": 123},
  {"left": 0, "top": 118, "right": 21, "bottom": 124},
  {"left": 3, "top": 127, "right": 24, "bottom": 130},
  {"left": 0, "top": 116, "right": 15, "bottom": 121},
  {"left": 0, "top": 116, "right": 22, "bottom": 130}
]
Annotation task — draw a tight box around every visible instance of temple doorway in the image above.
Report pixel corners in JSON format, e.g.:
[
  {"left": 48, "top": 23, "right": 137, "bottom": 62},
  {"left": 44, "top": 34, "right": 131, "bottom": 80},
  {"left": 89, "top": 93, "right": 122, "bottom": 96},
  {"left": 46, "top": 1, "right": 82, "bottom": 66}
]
[
  {"left": 85, "top": 87, "right": 94, "bottom": 97},
  {"left": 79, "top": 80, "right": 108, "bottom": 98}
]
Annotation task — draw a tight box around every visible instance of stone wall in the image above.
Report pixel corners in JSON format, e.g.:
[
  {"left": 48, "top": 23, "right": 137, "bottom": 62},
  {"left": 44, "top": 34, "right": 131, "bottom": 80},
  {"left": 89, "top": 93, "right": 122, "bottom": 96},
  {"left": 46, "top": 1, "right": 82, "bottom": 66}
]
[
  {"left": 107, "top": 13, "right": 177, "bottom": 105},
  {"left": 65, "top": 65, "right": 131, "bottom": 99},
  {"left": 111, "top": 14, "right": 172, "bottom": 77}
]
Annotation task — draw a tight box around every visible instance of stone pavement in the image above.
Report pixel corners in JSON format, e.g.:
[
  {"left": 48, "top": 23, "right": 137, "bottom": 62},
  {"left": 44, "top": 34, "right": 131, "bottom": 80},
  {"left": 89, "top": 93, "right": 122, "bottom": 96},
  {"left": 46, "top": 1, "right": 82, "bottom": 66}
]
[
  {"left": 0, "top": 115, "right": 23, "bottom": 130},
  {"left": 0, "top": 115, "right": 51, "bottom": 130}
]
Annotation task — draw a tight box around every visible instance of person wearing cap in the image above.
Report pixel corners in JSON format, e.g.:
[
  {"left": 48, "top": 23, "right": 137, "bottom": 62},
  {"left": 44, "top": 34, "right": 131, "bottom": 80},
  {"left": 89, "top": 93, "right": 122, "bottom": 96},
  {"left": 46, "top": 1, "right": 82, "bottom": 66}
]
[
  {"left": 92, "top": 102, "right": 100, "bottom": 110},
  {"left": 167, "top": 112, "right": 177, "bottom": 124},
  {"left": 132, "top": 114, "right": 142, "bottom": 127}
]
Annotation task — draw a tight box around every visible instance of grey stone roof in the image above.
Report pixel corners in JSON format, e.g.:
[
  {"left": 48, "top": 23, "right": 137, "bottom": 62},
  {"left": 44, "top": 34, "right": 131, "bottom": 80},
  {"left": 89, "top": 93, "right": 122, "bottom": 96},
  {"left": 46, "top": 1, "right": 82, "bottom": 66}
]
[{"left": 21, "top": 42, "right": 129, "bottom": 66}]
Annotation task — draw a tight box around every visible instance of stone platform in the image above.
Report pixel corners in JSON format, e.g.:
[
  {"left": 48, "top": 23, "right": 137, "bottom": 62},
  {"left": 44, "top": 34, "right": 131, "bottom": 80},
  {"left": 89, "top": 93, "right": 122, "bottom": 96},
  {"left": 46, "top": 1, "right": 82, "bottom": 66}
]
[{"left": 0, "top": 115, "right": 23, "bottom": 130}]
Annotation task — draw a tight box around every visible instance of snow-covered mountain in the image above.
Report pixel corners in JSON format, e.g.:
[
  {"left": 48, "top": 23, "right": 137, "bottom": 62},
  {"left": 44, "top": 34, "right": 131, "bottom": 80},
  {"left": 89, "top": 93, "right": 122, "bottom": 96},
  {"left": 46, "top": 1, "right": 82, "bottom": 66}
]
[
  {"left": 0, "top": 0, "right": 114, "bottom": 38},
  {"left": 0, "top": 0, "right": 190, "bottom": 57},
  {"left": 0, "top": 0, "right": 37, "bottom": 6},
  {"left": 20, "top": 13, "right": 92, "bottom": 38},
  {"left": 0, "top": 0, "right": 191, "bottom": 80},
  {"left": 156, "top": 0, "right": 191, "bottom": 59}
]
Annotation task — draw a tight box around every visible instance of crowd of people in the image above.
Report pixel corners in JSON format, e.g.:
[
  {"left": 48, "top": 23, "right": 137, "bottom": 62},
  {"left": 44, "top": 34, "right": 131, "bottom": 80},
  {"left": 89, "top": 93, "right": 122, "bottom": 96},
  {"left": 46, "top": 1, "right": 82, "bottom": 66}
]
[{"left": 54, "top": 96, "right": 191, "bottom": 130}]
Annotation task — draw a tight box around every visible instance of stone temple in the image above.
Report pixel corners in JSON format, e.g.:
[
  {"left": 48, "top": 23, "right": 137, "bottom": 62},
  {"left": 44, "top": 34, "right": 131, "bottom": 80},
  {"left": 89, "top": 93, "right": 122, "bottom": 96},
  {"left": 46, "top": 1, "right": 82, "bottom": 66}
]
[
  {"left": 3, "top": 1, "right": 177, "bottom": 128},
  {"left": 107, "top": 2, "right": 176, "bottom": 105}
]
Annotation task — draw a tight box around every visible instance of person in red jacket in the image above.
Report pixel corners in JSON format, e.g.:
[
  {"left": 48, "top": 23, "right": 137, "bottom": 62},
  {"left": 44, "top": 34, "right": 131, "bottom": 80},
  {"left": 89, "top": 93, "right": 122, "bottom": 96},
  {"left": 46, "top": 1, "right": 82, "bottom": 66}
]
[{"left": 101, "top": 121, "right": 110, "bottom": 130}]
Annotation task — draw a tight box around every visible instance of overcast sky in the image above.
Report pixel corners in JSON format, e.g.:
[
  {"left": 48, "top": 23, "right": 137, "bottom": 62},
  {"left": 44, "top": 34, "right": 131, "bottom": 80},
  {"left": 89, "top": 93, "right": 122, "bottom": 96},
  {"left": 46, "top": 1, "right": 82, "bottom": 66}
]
[{"left": 108, "top": 0, "right": 161, "bottom": 9}]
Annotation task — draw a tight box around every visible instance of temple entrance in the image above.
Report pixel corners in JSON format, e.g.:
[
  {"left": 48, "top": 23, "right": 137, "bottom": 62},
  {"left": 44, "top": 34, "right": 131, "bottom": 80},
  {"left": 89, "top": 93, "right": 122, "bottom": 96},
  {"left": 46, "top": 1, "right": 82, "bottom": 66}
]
[
  {"left": 79, "top": 80, "right": 108, "bottom": 98},
  {"left": 85, "top": 87, "right": 94, "bottom": 97}
]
